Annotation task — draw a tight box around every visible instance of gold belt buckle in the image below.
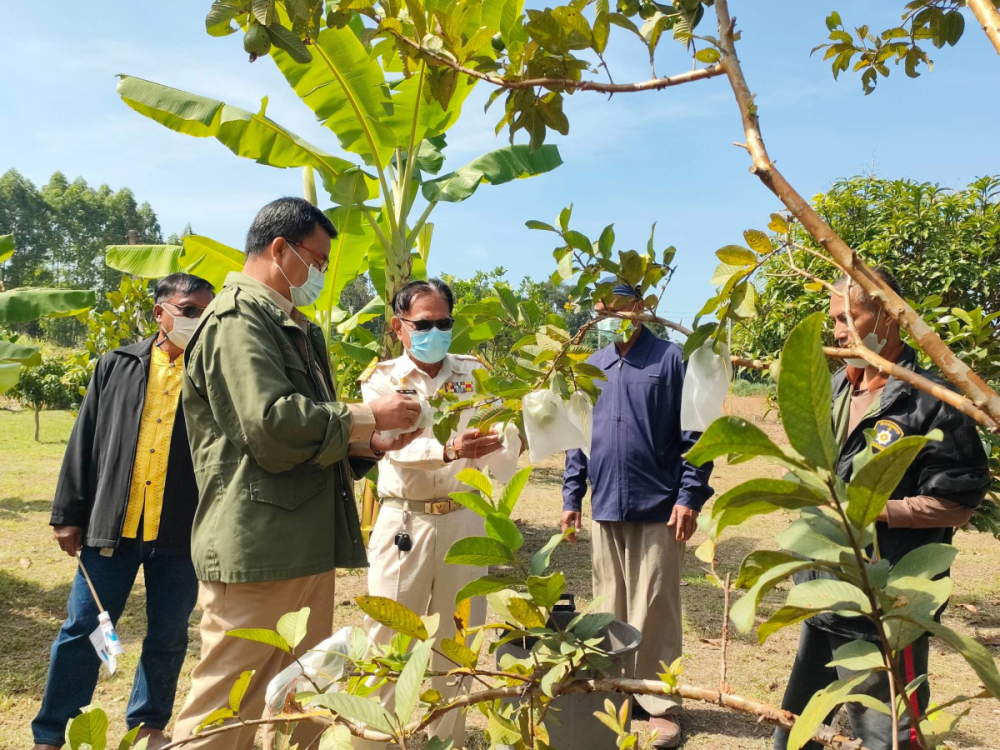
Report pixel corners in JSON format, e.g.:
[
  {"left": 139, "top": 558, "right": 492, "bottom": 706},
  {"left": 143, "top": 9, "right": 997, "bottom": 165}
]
[{"left": 427, "top": 500, "right": 452, "bottom": 515}]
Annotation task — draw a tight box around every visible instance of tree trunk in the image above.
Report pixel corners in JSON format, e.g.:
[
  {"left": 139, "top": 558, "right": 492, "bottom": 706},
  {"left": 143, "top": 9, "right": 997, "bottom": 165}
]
[
  {"left": 969, "top": 0, "right": 1000, "bottom": 58},
  {"left": 34, "top": 406, "right": 40, "bottom": 442}
]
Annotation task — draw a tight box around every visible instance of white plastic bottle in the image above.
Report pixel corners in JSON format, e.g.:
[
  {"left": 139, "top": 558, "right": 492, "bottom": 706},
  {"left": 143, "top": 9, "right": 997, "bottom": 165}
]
[{"left": 98, "top": 611, "right": 125, "bottom": 656}]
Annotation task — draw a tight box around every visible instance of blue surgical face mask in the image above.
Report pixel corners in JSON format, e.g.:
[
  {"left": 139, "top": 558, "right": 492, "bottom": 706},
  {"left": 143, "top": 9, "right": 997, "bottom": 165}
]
[
  {"left": 278, "top": 244, "right": 326, "bottom": 307},
  {"left": 408, "top": 328, "right": 452, "bottom": 364}
]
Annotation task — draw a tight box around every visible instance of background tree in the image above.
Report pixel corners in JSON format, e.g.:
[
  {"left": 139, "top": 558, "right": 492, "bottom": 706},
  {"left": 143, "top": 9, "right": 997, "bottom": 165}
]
[
  {"left": 0, "top": 169, "right": 175, "bottom": 346},
  {"left": 0, "top": 169, "right": 57, "bottom": 290}
]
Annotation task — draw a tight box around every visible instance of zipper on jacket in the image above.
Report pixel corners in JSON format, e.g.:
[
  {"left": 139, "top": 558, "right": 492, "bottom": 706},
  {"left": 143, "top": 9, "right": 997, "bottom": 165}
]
[{"left": 617, "top": 357, "right": 624, "bottom": 521}]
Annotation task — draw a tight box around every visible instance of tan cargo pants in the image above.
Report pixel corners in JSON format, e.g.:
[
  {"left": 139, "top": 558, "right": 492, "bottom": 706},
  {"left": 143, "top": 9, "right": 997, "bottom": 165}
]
[
  {"left": 172, "top": 569, "right": 337, "bottom": 749},
  {"left": 592, "top": 520, "right": 686, "bottom": 716},
  {"left": 353, "top": 505, "right": 486, "bottom": 750}
]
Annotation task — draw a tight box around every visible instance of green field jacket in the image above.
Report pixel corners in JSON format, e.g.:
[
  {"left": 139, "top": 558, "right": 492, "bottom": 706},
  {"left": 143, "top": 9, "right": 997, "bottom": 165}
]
[{"left": 182, "top": 273, "right": 375, "bottom": 583}]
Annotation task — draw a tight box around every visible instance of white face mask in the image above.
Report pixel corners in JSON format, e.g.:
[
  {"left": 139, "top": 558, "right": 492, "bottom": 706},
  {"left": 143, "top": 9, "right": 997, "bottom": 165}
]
[
  {"left": 845, "top": 308, "right": 888, "bottom": 368},
  {"left": 163, "top": 309, "right": 200, "bottom": 350},
  {"left": 277, "top": 243, "right": 326, "bottom": 307}
]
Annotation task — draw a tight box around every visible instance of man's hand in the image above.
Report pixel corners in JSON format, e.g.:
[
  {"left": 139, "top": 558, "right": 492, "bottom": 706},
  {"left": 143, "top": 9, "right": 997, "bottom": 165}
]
[
  {"left": 368, "top": 393, "right": 422, "bottom": 432},
  {"left": 371, "top": 429, "right": 423, "bottom": 454},
  {"left": 451, "top": 428, "right": 503, "bottom": 460},
  {"left": 560, "top": 510, "right": 582, "bottom": 544},
  {"left": 53, "top": 525, "right": 84, "bottom": 557},
  {"left": 667, "top": 505, "right": 699, "bottom": 542}
]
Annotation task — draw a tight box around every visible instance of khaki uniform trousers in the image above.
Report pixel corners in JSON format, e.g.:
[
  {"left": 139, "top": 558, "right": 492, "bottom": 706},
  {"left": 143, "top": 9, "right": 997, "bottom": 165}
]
[
  {"left": 592, "top": 520, "right": 686, "bottom": 717},
  {"left": 353, "top": 505, "right": 485, "bottom": 750},
  {"left": 173, "top": 569, "right": 337, "bottom": 749}
]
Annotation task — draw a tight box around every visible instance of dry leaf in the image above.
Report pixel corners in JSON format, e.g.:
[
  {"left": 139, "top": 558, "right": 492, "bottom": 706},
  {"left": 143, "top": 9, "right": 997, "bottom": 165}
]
[
  {"left": 956, "top": 603, "right": 978, "bottom": 614},
  {"left": 700, "top": 638, "right": 724, "bottom": 649},
  {"left": 19, "top": 557, "right": 30, "bottom": 569},
  {"left": 980, "top": 636, "right": 1000, "bottom": 647}
]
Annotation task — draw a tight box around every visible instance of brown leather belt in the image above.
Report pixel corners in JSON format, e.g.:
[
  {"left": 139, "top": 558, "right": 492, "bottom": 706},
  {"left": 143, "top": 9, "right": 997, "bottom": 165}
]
[{"left": 381, "top": 498, "right": 459, "bottom": 515}]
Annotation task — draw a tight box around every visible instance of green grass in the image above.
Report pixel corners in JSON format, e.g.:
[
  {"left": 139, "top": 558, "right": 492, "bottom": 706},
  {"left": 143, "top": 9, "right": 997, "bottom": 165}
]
[
  {"left": 730, "top": 379, "right": 775, "bottom": 397},
  {"left": 1, "top": 402, "right": 998, "bottom": 749}
]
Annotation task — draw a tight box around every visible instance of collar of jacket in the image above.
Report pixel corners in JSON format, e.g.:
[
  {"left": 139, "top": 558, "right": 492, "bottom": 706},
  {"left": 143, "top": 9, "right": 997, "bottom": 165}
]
[
  {"left": 833, "top": 343, "right": 917, "bottom": 405},
  {"left": 222, "top": 271, "right": 306, "bottom": 332},
  {"left": 593, "top": 325, "right": 655, "bottom": 370},
  {"left": 112, "top": 335, "right": 157, "bottom": 364}
]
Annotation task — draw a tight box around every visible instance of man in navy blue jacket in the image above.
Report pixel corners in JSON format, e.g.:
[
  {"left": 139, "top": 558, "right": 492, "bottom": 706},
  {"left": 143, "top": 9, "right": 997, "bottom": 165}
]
[{"left": 562, "top": 282, "right": 713, "bottom": 748}]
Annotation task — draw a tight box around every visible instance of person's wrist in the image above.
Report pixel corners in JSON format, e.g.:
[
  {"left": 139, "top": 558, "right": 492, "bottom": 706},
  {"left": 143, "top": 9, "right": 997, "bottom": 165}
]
[
  {"left": 444, "top": 439, "right": 458, "bottom": 463},
  {"left": 370, "top": 434, "right": 385, "bottom": 458}
]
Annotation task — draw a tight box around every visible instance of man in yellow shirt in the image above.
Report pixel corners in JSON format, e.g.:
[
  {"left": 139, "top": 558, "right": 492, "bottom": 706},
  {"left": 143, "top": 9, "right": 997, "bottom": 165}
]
[{"left": 33, "top": 273, "right": 214, "bottom": 750}]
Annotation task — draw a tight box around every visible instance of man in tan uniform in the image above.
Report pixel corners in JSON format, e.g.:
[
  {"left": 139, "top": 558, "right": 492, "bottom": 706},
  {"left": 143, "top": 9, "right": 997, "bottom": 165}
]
[{"left": 357, "top": 278, "right": 521, "bottom": 749}]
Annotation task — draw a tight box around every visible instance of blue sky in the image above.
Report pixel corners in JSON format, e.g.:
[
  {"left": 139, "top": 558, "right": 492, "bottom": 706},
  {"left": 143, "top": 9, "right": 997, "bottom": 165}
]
[{"left": 2, "top": 1, "right": 997, "bottom": 325}]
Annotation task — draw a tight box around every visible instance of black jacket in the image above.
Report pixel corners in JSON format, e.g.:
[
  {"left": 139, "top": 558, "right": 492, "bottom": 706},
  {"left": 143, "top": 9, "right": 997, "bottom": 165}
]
[
  {"left": 50, "top": 337, "right": 199, "bottom": 551},
  {"left": 805, "top": 345, "right": 989, "bottom": 640}
]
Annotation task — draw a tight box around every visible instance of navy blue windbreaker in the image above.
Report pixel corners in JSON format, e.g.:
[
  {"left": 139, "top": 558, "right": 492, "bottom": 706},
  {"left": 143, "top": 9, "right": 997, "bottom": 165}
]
[{"left": 562, "top": 327, "right": 714, "bottom": 522}]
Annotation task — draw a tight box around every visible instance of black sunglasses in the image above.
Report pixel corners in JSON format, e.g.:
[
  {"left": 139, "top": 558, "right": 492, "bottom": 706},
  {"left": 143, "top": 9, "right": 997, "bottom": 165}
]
[
  {"left": 163, "top": 301, "right": 207, "bottom": 319},
  {"left": 398, "top": 316, "right": 455, "bottom": 332}
]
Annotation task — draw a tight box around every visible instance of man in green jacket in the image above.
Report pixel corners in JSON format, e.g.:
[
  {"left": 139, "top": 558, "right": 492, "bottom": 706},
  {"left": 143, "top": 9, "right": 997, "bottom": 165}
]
[{"left": 173, "top": 197, "right": 421, "bottom": 750}]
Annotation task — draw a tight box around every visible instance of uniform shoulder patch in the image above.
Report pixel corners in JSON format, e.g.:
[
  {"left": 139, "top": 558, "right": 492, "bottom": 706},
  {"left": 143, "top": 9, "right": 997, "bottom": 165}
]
[
  {"left": 358, "top": 357, "right": 386, "bottom": 383},
  {"left": 872, "top": 419, "right": 904, "bottom": 452}
]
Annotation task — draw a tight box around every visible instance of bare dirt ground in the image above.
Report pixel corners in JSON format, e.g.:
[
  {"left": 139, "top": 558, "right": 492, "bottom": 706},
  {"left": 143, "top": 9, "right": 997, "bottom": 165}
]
[{"left": 2, "top": 398, "right": 998, "bottom": 749}]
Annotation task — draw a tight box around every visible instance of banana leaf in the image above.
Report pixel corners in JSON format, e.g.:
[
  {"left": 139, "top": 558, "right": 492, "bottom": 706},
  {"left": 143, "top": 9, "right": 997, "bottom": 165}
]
[
  {"left": 422, "top": 145, "right": 563, "bottom": 203},
  {"left": 0, "top": 289, "right": 97, "bottom": 323},
  {"left": 269, "top": 24, "right": 396, "bottom": 169},
  {"left": 0, "top": 234, "right": 13, "bottom": 265},
  {"left": 116, "top": 75, "right": 352, "bottom": 197}
]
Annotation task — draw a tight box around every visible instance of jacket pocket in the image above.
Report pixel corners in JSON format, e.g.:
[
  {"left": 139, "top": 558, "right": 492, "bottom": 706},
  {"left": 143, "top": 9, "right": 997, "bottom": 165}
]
[{"left": 249, "top": 469, "right": 328, "bottom": 512}]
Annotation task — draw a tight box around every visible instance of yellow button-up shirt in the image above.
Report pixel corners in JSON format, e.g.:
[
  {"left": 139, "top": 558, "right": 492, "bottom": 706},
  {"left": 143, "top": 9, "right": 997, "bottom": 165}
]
[{"left": 122, "top": 345, "right": 183, "bottom": 541}]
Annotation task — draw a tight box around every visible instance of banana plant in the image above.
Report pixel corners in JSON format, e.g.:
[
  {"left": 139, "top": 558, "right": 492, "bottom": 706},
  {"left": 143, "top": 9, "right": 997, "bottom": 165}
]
[
  {"left": 0, "top": 285, "right": 97, "bottom": 395},
  {"left": 108, "top": 3, "right": 562, "bottom": 358}
]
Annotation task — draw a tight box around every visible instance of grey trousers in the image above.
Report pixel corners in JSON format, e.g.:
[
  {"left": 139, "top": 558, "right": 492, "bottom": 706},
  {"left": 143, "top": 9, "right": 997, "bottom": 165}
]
[
  {"left": 773, "top": 622, "right": 930, "bottom": 750},
  {"left": 592, "top": 520, "right": 686, "bottom": 717}
]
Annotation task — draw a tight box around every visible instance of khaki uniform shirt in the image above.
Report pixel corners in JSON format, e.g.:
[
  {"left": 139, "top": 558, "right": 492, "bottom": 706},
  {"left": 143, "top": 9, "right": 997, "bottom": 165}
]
[{"left": 361, "top": 353, "right": 517, "bottom": 501}]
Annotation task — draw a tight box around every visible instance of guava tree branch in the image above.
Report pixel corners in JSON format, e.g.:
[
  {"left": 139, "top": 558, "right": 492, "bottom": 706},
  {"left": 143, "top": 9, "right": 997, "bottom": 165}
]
[
  {"left": 778, "top": 259, "right": 999, "bottom": 431},
  {"left": 614, "top": 307, "right": 996, "bottom": 429},
  {"left": 381, "top": 24, "right": 725, "bottom": 93},
  {"left": 968, "top": 0, "right": 1000, "bottom": 57},
  {"left": 713, "top": 0, "right": 1000, "bottom": 429},
  {"left": 155, "top": 678, "right": 868, "bottom": 750},
  {"left": 410, "top": 678, "right": 869, "bottom": 750}
]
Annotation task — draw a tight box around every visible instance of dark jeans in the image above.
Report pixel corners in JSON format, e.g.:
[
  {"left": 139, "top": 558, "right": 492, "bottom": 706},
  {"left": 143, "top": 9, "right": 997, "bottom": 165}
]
[
  {"left": 774, "top": 622, "right": 930, "bottom": 750},
  {"left": 32, "top": 539, "right": 198, "bottom": 745}
]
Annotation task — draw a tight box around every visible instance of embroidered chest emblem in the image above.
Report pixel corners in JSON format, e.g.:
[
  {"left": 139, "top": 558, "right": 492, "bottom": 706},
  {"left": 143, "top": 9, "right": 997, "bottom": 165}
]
[
  {"left": 441, "top": 381, "right": 474, "bottom": 395},
  {"left": 872, "top": 419, "right": 904, "bottom": 452}
]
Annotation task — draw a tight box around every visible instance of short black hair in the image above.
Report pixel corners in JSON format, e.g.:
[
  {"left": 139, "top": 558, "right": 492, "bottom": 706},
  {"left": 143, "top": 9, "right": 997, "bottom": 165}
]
[
  {"left": 392, "top": 279, "right": 454, "bottom": 315},
  {"left": 833, "top": 266, "right": 903, "bottom": 312},
  {"left": 245, "top": 197, "right": 337, "bottom": 257},
  {"left": 154, "top": 273, "right": 215, "bottom": 304}
]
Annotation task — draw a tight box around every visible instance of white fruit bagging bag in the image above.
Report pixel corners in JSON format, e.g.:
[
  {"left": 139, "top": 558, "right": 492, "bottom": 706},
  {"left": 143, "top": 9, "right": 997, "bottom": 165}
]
[
  {"left": 681, "top": 340, "right": 733, "bottom": 432},
  {"left": 522, "top": 388, "right": 593, "bottom": 464}
]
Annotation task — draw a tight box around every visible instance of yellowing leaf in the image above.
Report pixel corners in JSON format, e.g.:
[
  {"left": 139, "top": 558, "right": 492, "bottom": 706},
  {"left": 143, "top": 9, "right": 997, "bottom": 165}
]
[
  {"left": 355, "top": 596, "right": 429, "bottom": 640},
  {"left": 744, "top": 229, "right": 773, "bottom": 254},
  {"left": 767, "top": 212, "right": 789, "bottom": 234}
]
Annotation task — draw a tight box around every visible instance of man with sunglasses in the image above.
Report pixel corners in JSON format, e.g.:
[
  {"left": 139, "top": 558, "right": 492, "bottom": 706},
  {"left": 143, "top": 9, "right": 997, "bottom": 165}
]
[
  {"left": 174, "top": 198, "right": 420, "bottom": 750},
  {"left": 355, "top": 278, "right": 522, "bottom": 750},
  {"left": 33, "top": 273, "right": 214, "bottom": 750}
]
